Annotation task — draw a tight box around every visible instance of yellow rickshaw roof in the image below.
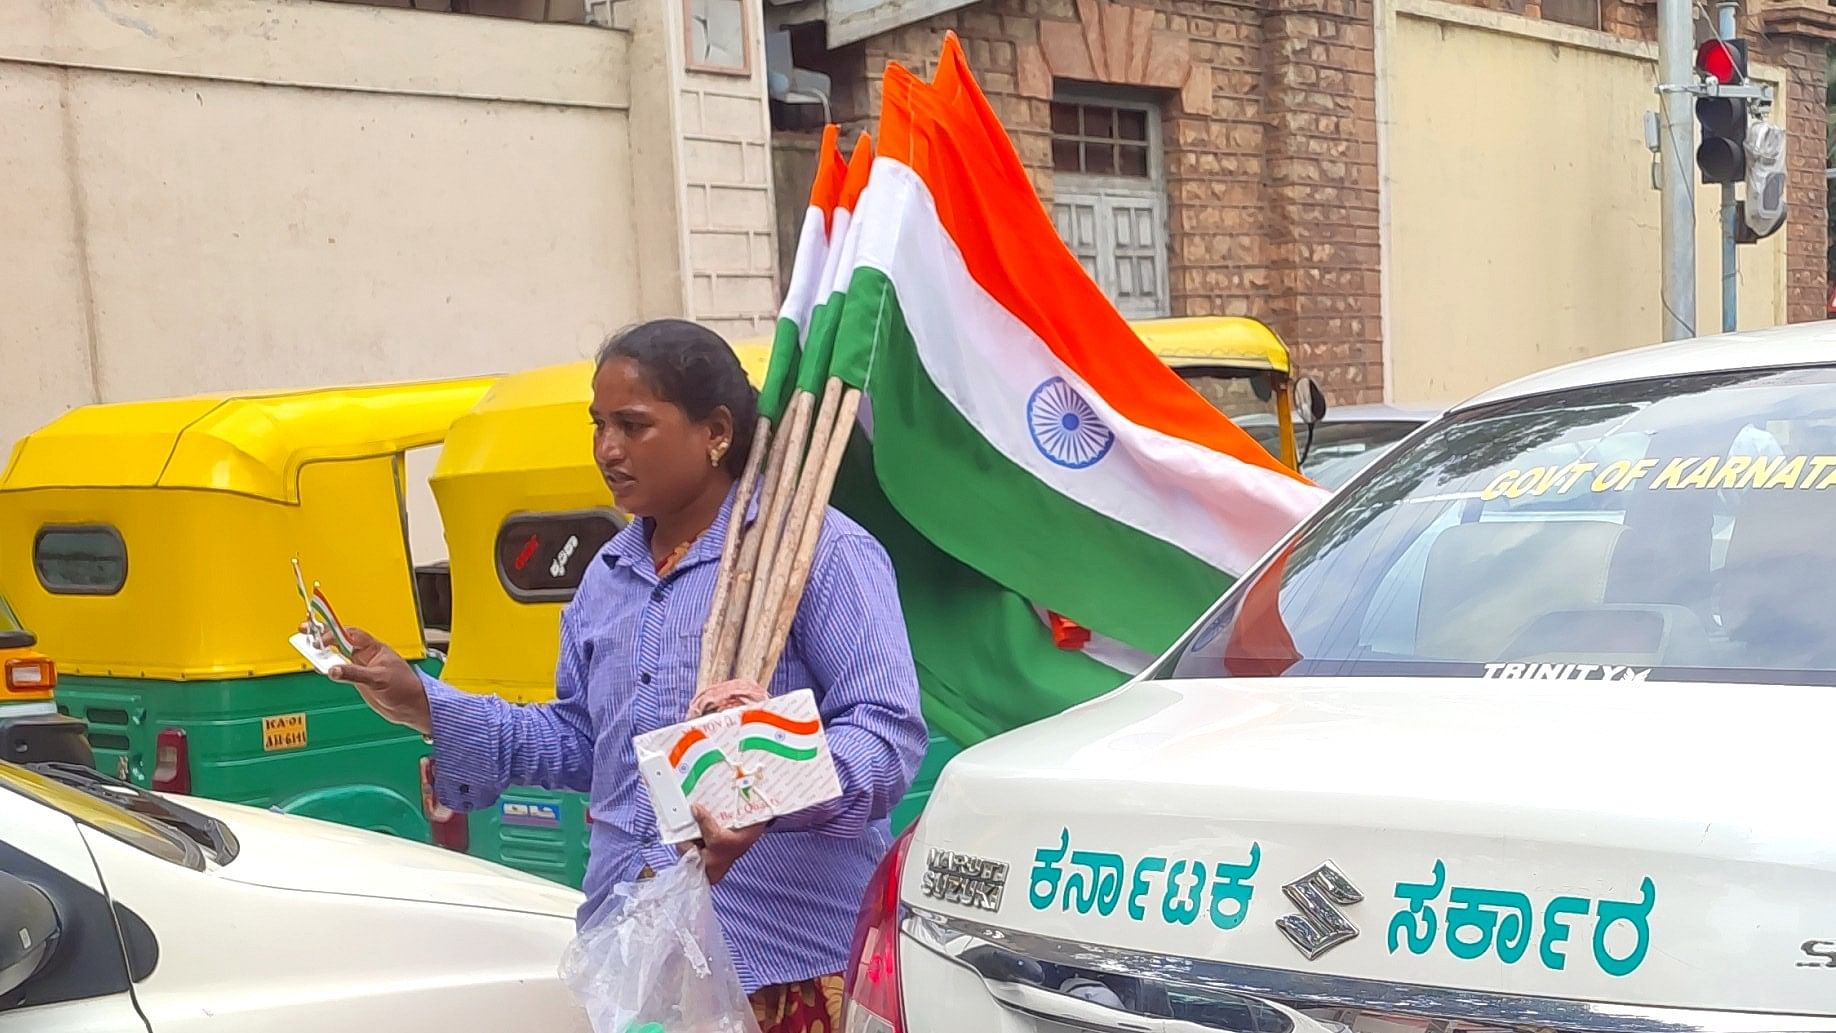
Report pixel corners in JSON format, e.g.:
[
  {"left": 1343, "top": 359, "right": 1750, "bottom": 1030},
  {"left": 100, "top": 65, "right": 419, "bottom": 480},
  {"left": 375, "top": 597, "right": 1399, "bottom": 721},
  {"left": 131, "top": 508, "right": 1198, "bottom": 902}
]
[
  {"left": 1132, "top": 317, "right": 1291, "bottom": 373},
  {"left": 0, "top": 378, "right": 497, "bottom": 502},
  {"left": 436, "top": 317, "right": 1285, "bottom": 480}
]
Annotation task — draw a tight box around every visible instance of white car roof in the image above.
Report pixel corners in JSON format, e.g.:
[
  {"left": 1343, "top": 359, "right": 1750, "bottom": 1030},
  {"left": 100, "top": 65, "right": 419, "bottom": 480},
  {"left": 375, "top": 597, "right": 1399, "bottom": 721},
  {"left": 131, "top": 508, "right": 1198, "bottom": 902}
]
[{"left": 1455, "top": 323, "right": 1836, "bottom": 412}]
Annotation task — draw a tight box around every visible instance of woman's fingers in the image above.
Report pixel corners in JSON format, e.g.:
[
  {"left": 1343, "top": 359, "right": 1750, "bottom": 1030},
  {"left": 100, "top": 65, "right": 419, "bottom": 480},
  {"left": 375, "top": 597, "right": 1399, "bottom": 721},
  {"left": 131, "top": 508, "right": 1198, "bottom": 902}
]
[{"left": 329, "top": 662, "right": 396, "bottom": 692}]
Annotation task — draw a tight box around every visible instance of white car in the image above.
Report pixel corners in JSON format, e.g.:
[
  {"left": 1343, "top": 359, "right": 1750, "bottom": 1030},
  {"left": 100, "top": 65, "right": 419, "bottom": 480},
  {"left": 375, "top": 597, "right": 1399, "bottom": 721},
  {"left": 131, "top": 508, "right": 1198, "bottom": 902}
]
[
  {"left": 843, "top": 326, "right": 1836, "bottom": 1032},
  {"left": 0, "top": 760, "right": 590, "bottom": 1032}
]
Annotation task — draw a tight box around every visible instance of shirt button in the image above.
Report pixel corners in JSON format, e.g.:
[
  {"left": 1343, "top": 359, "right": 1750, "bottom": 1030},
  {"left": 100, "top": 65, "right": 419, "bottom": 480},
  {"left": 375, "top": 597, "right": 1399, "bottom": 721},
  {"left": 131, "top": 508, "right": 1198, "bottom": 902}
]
[
  {"left": 649, "top": 587, "right": 663, "bottom": 603},
  {"left": 640, "top": 673, "right": 652, "bottom": 685}
]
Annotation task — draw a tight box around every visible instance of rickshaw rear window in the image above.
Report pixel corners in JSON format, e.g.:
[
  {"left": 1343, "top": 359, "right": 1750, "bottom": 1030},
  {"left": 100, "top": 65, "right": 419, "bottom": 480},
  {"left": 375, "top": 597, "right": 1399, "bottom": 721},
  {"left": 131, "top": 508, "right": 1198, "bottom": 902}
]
[
  {"left": 1161, "top": 365, "right": 1836, "bottom": 686},
  {"left": 34, "top": 526, "right": 127, "bottom": 595},
  {"left": 496, "top": 510, "right": 624, "bottom": 602}
]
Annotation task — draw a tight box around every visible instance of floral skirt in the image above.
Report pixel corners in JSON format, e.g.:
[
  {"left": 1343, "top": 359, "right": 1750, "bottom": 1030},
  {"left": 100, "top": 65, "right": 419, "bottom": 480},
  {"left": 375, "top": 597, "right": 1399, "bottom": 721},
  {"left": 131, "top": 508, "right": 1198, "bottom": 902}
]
[{"left": 750, "top": 975, "right": 843, "bottom": 1033}]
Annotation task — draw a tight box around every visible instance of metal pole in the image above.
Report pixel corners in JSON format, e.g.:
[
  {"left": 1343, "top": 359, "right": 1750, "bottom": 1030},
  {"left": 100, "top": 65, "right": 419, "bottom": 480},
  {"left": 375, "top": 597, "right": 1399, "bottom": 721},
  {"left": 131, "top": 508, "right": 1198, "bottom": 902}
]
[
  {"left": 1658, "top": 0, "right": 1696, "bottom": 340},
  {"left": 1717, "top": 1, "right": 1738, "bottom": 333}
]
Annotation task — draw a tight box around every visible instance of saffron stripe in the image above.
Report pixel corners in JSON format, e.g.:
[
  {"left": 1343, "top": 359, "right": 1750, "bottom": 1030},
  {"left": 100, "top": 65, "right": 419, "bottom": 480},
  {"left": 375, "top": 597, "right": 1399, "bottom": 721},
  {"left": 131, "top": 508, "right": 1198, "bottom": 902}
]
[
  {"left": 667, "top": 727, "right": 709, "bottom": 768},
  {"left": 740, "top": 710, "right": 822, "bottom": 736},
  {"left": 737, "top": 736, "right": 820, "bottom": 762}
]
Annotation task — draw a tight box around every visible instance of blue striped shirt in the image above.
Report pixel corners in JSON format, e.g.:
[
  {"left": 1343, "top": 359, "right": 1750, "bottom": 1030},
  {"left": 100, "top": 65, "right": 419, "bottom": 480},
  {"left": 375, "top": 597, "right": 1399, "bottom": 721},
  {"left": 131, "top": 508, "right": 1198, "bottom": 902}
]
[{"left": 419, "top": 484, "right": 927, "bottom": 992}]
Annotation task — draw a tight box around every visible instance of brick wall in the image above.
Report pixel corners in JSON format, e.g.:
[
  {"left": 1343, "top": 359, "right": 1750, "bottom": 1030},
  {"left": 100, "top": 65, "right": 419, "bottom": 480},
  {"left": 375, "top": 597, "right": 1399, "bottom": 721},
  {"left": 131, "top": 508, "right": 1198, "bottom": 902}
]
[
  {"left": 777, "top": 0, "right": 1387, "bottom": 403},
  {"left": 1767, "top": 32, "right": 1829, "bottom": 321}
]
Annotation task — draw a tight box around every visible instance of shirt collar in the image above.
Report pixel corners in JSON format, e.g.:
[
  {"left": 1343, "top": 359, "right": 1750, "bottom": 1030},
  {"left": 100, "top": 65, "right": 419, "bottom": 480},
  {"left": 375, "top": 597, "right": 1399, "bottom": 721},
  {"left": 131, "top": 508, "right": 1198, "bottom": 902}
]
[{"left": 600, "top": 480, "right": 761, "bottom": 578}]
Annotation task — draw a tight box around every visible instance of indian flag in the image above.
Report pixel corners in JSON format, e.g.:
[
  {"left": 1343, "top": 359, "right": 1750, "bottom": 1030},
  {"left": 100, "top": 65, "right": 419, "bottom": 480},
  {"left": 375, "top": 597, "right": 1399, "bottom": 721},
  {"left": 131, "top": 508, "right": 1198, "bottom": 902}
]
[
  {"left": 309, "top": 585, "right": 355, "bottom": 658},
  {"left": 761, "top": 125, "right": 848, "bottom": 423},
  {"left": 736, "top": 709, "right": 822, "bottom": 762},
  {"left": 824, "top": 42, "right": 1327, "bottom": 656},
  {"left": 668, "top": 728, "right": 729, "bottom": 796}
]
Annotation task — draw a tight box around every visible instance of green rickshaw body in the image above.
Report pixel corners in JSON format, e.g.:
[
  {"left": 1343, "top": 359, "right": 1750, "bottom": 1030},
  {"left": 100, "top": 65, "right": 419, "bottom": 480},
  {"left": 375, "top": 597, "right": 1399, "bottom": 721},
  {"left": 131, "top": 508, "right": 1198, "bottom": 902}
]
[{"left": 0, "top": 379, "right": 495, "bottom": 843}]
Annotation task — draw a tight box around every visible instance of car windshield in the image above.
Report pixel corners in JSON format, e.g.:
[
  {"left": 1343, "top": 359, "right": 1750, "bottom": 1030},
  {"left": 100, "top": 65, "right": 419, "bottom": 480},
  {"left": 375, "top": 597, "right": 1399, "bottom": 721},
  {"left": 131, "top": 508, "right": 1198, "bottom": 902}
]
[
  {"left": 0, "top": 761, "right": 203, "bottom": 869},
  {"left": 1297, "top": 419, "right": 1421, "bottom": 489},
  {"left": 1163, "top": 366, "right": 1836, "bottom": 685}
]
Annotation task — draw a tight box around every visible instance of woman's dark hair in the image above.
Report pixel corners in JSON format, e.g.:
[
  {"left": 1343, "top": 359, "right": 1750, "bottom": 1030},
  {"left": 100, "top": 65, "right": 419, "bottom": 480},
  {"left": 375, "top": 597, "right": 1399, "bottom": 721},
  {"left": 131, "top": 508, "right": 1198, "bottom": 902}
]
[{"left": 595, "top": 319, "right": 759, "bottom": 479}]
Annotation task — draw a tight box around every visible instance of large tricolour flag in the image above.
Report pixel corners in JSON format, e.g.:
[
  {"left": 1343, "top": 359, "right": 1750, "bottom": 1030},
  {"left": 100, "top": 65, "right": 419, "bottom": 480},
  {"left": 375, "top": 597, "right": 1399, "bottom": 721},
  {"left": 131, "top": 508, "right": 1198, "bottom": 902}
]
[{"left": 826, "top": 41, "right": 1327, "bottom": 657}]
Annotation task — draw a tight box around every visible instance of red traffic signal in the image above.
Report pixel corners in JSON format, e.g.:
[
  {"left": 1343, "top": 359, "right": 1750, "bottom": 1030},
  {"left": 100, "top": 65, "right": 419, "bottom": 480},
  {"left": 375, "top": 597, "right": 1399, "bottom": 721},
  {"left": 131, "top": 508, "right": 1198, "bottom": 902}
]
[
  {"left": 1695, "top": 37, "right": 1744, "bottom": 84},
  {"left": 1694, "top": 36, "right": 1749, "bottom": 184}
]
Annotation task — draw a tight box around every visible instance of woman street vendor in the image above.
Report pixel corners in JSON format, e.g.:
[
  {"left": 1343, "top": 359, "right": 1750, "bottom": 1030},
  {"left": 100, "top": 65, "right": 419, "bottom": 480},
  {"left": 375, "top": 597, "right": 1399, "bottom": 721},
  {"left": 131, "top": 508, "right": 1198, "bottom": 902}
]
[{"left": 320, "top": 318, "right": 928, "bottom": 1031}]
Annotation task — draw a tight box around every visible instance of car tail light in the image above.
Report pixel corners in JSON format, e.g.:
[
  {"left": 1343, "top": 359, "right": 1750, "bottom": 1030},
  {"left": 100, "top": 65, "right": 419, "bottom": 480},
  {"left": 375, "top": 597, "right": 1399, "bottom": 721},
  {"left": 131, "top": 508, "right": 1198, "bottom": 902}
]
[
  {"left": 842, "top": 826, "right": 915, "bottom": 1033},
  {"left": 420, "top": 756, "right": 470, "bottom": 852},
  {"left": 152, "top": 728, "right": 191, "bottom": 793},
  {"left": 4, "top": 658, "right": 55, "bottom": 698}
]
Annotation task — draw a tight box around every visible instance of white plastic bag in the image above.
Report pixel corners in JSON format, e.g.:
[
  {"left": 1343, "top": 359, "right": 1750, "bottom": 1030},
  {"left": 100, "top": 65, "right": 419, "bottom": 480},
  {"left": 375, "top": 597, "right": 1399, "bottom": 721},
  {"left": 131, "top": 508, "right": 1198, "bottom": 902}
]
[
  {"left": 1744, "top": 119, "right": 1786, "bottom": 236},
  {"left": 559, "top": 850, "right": 762, "bottom": 1033}
]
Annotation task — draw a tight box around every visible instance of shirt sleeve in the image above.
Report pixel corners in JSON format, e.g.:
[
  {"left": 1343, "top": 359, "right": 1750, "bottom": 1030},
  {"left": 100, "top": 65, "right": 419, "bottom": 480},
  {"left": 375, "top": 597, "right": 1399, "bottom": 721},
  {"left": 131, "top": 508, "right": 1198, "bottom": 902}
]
[
  {"left": 423, "top": 602, "right": 595, "bottom": 811},
  {"left": 772, "top": 530, "right": 928, "bottom": 837}
]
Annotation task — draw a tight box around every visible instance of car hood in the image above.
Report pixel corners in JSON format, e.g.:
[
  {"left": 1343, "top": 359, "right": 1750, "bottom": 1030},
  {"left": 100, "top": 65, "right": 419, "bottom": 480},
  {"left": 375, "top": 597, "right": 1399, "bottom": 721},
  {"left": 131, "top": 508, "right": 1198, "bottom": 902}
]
[
  {"left": 906, "top": 676, "right": 1836, "bottom": 1017},
  {"left": 178, "top": 796, "right": 582, "bottom": 919}
]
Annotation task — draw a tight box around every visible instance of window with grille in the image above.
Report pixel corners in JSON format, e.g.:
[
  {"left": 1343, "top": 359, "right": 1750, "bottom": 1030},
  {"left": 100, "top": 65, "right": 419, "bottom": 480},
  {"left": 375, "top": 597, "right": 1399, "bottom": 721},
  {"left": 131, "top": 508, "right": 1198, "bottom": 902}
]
[
  {"left": 1051, "top": 101, "right": 1154, "bottom": 178},
  {"left": 1049, "top": 93, "right": 1169, "bottom": 319}
]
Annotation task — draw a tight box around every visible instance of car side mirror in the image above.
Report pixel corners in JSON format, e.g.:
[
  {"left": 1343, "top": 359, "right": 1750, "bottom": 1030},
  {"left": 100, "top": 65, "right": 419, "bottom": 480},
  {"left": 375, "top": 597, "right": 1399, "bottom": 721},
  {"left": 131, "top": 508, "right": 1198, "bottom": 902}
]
[
  {"left": 1293, "top": 376, "right": 1328, "bottom": 427},
  {"left": 0, "top": 873, "right": 59, "bottom": 999}
]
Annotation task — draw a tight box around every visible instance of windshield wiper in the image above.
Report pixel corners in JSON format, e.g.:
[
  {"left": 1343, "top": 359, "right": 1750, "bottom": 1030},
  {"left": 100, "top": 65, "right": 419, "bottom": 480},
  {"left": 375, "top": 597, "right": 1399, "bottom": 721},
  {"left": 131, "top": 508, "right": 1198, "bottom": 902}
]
[{"left": 27, "top": 762, "right": 239, "bottom": 863}]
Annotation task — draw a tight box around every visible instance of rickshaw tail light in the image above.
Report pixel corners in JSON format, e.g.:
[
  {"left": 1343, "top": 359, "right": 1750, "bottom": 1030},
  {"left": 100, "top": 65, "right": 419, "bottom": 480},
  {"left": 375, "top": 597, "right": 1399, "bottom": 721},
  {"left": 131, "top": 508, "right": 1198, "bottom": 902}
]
[
  {"left": 842, "top": 826, "right": 913, "bottom": 1033},
  {"left": 4, "top": 658, "right": 55, "bottom": 696},
  {"left": 153, "top": 728, "right": 191, "bottom": 794},
  {"left": 420, "top": 757, "right": 470, "bottom": 852},
  {"left": 430, "top": 811, "right": 469, "bottom": 852}
]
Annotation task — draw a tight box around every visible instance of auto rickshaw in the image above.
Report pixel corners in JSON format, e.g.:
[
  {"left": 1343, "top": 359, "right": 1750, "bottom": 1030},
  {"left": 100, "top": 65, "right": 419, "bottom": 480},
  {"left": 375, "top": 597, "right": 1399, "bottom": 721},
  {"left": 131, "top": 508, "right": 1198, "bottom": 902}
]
[
  {"left": 428, "top": 317, "right": 1314, "bottom": 887},
  {"left": 0, "top": 377, "right": 495, "bottom": 839},
  {"left": 0, "top": 591, "right": 92, "bottom": 766}
]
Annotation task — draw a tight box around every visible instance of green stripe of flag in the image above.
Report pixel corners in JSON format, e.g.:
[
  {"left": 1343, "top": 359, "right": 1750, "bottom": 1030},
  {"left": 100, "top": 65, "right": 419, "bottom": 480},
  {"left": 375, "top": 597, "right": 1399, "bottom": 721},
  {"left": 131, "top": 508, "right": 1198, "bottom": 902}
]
[
  {"left": 736, "top": 737, "right": 819, "bottom": 761},
  {"left": 679, "top": 750, "right": 728, "bottom": 794}
]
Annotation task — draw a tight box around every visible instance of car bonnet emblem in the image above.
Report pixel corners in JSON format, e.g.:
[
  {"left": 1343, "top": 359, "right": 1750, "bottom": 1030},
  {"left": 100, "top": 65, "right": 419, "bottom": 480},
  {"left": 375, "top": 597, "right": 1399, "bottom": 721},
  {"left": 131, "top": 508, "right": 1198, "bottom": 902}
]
[
  {"left": 921, "top": 848, "right": 1009, "bottom": 913},
  {"left": 1277, "top": 862, "right": 1363, "bottom": 960}
]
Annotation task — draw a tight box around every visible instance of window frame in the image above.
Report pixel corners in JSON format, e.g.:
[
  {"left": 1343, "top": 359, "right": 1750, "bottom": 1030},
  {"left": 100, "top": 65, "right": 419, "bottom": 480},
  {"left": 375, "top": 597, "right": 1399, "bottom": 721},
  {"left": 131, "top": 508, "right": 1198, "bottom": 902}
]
[
  {"left": 1048, "top": 89, "right": 1164, "bottom": 187},
  {"left": 493, "top": 508, "right": 627, "bottom": 604},
  {"left": 32, "top": 525, "right": 129, "bottom": 597}
]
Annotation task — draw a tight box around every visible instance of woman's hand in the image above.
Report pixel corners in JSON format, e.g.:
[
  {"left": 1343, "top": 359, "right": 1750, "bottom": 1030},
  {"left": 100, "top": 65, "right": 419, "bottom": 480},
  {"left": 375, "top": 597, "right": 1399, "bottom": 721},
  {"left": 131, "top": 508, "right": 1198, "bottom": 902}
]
[
  {"left": 303, "top": 624, "right": 433, "bottom": 736},
  {"left": 686, "top": 677, "right": 767, "bottom": 718},
  {"left": 680, "top": 804, "right": 767, "bottom": 885}
]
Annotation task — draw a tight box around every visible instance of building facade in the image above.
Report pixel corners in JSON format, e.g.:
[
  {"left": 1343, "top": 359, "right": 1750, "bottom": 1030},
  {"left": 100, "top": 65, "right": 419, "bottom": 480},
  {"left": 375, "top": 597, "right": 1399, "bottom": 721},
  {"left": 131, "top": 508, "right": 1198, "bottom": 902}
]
[
  {"left": 0, "top": 0, "right": 780, "bottom": 450},
  {"left": 773, "top": 0, "right": 1831, "bottom": 404}
]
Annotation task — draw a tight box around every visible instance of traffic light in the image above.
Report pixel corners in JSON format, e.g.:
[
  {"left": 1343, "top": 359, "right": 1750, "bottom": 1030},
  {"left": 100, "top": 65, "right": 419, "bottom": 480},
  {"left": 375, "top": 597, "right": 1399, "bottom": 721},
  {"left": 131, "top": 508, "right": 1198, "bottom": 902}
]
[{"left": 1695, "top": 36, "right": 1748, "bottom": 184}]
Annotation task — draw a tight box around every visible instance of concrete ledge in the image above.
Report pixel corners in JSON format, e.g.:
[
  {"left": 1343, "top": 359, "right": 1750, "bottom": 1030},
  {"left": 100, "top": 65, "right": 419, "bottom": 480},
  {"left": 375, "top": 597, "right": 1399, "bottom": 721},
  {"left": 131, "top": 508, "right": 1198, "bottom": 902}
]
[
  {"left": 0, "top": 0, "right": 629, "bottom": 109},
  {"left": 1394, "top": 0, "right": 1784, "bottom": 85}
]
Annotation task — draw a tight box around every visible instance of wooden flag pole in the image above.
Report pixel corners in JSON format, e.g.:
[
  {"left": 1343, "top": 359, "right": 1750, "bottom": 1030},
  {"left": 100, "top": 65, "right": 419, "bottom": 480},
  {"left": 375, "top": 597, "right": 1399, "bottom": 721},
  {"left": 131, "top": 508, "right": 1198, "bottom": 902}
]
[
  {"left": 706, "top": 405, "right": 796, "bottom": 686},
  {"left": 752, "top": 383, "right": 861, "bottom": 685},
  {"left": 736, "top": 377, "right": 842, "bottom": 677},
  {"left": 696, "top": 415, "right": 769, "bottom": 688},
  {"left": 729, "top": 390, "right": 814, "bottom": 675}
]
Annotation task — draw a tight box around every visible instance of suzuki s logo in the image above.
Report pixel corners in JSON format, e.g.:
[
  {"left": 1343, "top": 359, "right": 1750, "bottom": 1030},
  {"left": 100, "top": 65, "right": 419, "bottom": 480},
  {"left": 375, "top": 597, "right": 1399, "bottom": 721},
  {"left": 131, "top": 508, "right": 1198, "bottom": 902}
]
[
  {"left": 1800, "top": 940, "right": 1836, "bottom": 968},
  {"left": 1276, "top": 862, "right": 1363, "bottom": 960}
]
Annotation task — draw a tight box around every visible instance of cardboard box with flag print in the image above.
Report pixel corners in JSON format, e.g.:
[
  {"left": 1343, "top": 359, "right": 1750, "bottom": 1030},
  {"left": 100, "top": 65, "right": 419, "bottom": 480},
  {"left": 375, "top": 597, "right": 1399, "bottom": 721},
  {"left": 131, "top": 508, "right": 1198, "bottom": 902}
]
[{"left": 633, "top": 689, "right": 841, "bottom": 844}]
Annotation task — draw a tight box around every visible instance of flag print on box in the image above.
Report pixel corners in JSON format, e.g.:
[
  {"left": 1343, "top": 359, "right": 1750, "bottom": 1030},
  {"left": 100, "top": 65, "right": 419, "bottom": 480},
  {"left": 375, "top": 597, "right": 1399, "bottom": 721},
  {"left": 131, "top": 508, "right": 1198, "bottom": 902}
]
[{"left": 633, "top": 689, "right": 842, "bottom": 844}]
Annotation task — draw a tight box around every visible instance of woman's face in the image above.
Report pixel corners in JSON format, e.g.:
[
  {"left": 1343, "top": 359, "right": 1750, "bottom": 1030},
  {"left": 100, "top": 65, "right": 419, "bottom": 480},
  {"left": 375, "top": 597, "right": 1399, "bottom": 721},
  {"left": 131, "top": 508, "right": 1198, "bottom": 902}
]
[{"left": 590, "top": 357, "right": 729, "bottom": 518}]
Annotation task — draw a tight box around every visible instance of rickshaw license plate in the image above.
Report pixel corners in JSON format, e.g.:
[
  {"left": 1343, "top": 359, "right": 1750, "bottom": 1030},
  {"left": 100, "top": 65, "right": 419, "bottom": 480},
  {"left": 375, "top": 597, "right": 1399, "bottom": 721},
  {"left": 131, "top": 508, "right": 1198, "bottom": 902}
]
[{"left": 262, "top": 713, "right": 308, "bottom": 752}]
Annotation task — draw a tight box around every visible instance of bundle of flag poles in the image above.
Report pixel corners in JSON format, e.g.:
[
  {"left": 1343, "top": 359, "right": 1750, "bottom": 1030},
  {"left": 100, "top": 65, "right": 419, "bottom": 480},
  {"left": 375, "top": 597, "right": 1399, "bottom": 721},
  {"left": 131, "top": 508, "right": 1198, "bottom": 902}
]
[{"left": 695, "top": 35, "right": 1327, "bottom": 723}]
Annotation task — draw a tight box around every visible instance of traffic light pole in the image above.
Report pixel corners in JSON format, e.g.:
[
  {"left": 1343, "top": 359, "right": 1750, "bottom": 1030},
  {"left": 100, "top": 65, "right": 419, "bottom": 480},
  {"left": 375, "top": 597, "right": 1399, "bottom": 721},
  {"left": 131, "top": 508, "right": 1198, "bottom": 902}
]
[
  {"left": 1657, "top": 0, "right": 1696, "bottom": 340},
  {"left": 1716, "top": 0, "right": 1738, "bottom": 333}
]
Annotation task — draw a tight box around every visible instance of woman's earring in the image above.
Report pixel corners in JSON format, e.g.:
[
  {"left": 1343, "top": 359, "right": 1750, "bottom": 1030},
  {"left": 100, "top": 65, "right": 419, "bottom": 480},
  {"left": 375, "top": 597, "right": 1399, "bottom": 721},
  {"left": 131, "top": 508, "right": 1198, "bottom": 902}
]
[{"left": 710, "top": 443, "right": 727, "bottom": 467}]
